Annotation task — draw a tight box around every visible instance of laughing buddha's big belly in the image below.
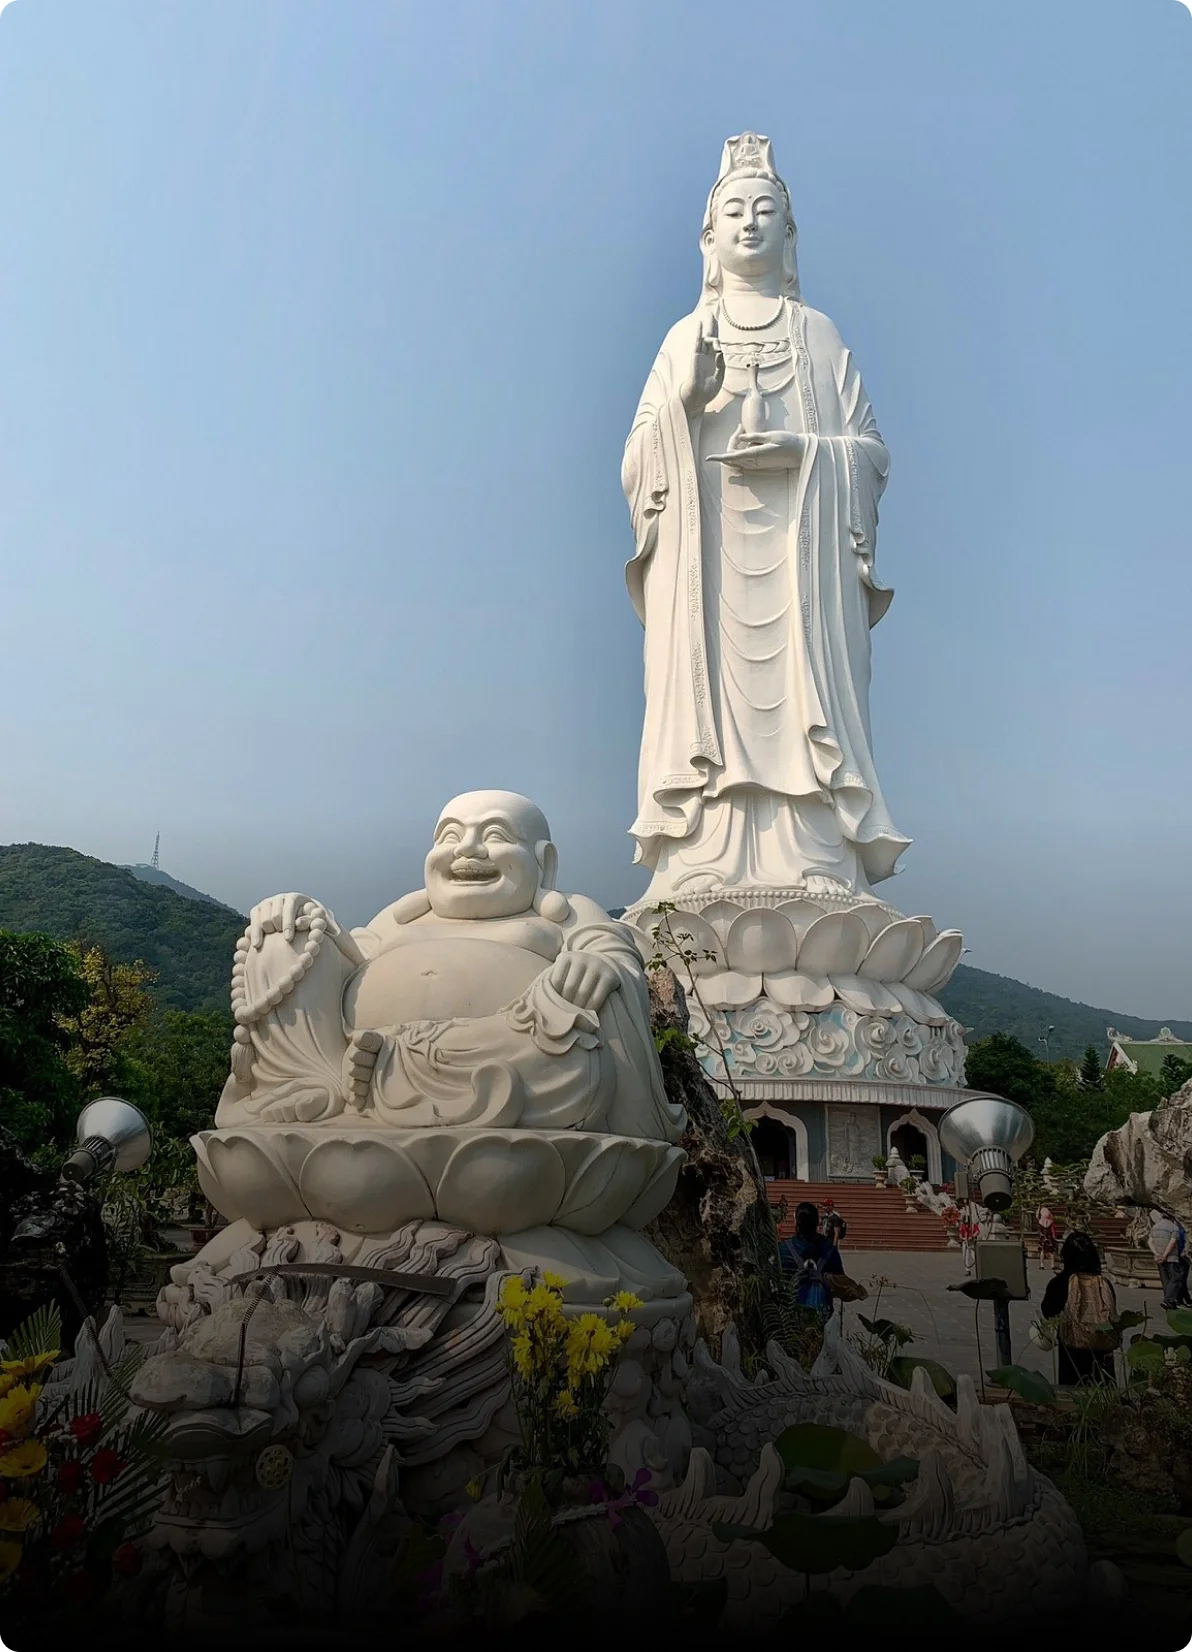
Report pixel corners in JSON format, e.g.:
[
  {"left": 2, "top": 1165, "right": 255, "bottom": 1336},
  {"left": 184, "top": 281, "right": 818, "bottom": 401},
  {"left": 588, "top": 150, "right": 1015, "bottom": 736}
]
[{"left": 344, "top": 938, "right": 550, "bottom": 1027}]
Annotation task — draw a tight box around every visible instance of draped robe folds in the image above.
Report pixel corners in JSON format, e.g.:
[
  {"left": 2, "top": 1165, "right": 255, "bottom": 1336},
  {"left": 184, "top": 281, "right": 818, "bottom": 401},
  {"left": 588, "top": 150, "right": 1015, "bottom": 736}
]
[
  {"left": 215, "top": 900, "right": 684, "bottom": 1144},
  {"left": 623, "top": 302, "right": 910, "bottom": 896}
]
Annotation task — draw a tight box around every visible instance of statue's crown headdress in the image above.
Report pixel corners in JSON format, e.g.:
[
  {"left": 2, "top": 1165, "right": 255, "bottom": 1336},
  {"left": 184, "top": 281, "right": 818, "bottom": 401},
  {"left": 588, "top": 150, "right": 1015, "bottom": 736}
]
[
  {"left": 703, "top": 131, "right": 791, "bottom": 231},
  {"left": 720, "top": 131, "right": 775, "bottom": 179}
]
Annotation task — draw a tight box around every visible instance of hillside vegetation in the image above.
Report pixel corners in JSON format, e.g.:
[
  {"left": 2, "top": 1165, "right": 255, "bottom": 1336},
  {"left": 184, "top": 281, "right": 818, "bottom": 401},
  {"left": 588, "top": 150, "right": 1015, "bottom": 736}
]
[
  {"left": 1, "top": 842, "right": 1187, "bottom": 1057},
  {"left": 0, "top": 844, "right": 243, "bottom": 1012},
  {"left": 937, "top": 963, "right": 1192, "bottom": 1062}
]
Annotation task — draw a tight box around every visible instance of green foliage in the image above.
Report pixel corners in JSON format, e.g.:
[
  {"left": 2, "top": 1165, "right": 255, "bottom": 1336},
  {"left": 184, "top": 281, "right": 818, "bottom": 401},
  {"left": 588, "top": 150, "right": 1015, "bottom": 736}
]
[
  {"left": 2, "top": 1301, "right": 63, "bottom": 1360},
  {"left": 0, "top": 930, "right": 87, "bottom": 1146},
  {"left": 886, "top": 1356, "right": 957, "bottom": 1400},
  {"left": 966, "top": 1033, "right": 1142, "bottom": 1161},
  {"left": 1161, "top": 1052, "right": 1192, "bottom": 1096},
  {"left": 0, "top": 844, "right": 244, "bottom": 1012},
  {"left": 987, "top": 1364, "right": 1059, "bottom": 1405},
  {"left": 773, "top": 1424, "right": 918, "bottom": 1506},
  {"left": 1080, "top": 1045, "right": 1104, "bottom": 1088},
  {"left": 937, "top": 962, "right": 1192, "bottom": 1062},
  {"left": 117, "top": 1007, "right": 232, "bottom": 1139},
  {"left": 714, "top": 1508, "right": 897, "bottom": 1574},
  {"left": 949, "top": 1277, "right": 1011, "bottom": 1300}
]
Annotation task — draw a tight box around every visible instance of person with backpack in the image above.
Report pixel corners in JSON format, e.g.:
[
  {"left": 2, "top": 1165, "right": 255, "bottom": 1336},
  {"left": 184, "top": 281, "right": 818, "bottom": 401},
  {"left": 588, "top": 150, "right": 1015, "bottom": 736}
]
[
  {"left": 780, "top": 1201, "right": 844, "bottom": 1320},
  {"left": 1040, "top": 1231, "right": 1120, "bottom": 1384},
  {"left": 1149, "top": 1209, "right": 1191, "bottom": 1309}
]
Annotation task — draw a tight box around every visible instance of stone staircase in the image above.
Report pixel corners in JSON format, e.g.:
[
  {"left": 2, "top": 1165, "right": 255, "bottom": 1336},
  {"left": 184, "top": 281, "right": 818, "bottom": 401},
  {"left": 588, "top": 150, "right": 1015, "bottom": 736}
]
[{"left": 766, "top": 1180, "right": 951, "bottom": 1253}]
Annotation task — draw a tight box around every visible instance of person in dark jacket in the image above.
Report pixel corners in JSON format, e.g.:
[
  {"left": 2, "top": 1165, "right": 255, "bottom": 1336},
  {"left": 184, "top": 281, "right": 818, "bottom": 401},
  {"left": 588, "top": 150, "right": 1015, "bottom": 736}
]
[
  {"left": 1040, "top": 1231, "right": 1119, "bottom": 1385},
  {"left": 780, "top": 1201, "right": 844, "bottom": 1318}
]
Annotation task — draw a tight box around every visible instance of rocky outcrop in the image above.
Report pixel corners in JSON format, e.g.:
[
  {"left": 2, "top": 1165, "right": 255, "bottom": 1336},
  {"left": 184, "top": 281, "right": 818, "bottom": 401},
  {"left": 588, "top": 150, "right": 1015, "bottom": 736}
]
[
  {"left": 643, "top": 970, "right": 777, "bottom": 1358},
  {"left": 1085, "top": 1076, "right": 1192, "bottom": 1223}
]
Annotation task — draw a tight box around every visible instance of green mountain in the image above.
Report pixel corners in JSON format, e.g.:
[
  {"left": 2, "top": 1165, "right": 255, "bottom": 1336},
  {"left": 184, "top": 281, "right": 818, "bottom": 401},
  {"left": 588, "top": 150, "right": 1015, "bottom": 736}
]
[
  {"left": 1, "top": 842, "right": 1187, "bottom": 1058},
  {"left": 0, "top": 843, "right": 244, "bottom": 1012},
  {"left": 122, "top": 862, "right": 235, "bottom": 910},
  {"left": 936, "top": 963, "right": 1192, "bottom": 1062}
]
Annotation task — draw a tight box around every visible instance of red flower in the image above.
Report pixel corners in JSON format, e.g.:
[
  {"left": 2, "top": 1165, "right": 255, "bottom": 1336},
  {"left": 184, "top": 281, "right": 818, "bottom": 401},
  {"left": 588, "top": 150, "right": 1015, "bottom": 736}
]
[
  {"left": 63, "top": 1567, "right": 102, "bottom": 1605},
  {"left": 50, "top": 1514, "right": 86, "bottom": 1551},
  {"left": 57, "top": 1458, "right": 85, "bottom": 1495},
  {"left": 112, "top": 1542, "right": 142, "bottom": 1578},
  {"left": 90, "top": 1447, "right": 125, "bottom": 1485},
  {"left": 70, "top": 1412, "right": 103, "bottom": 1447}
]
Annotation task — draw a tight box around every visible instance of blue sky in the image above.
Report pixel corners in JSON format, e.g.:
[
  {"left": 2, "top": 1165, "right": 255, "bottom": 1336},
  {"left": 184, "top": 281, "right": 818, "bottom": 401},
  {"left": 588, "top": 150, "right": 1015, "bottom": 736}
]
[{"left": 1, "top": 0, "right": 1189, "bottom": 1018}]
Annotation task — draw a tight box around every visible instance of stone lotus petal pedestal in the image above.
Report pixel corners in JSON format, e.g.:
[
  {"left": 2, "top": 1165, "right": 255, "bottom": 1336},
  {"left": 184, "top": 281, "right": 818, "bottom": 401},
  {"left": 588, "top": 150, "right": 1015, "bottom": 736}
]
[
  {"left": 193, "top": 1127, "right": 685, "bottom": 1239},
  {"left": 624, "top": 888, "right": 968, "bottom": 1170}
]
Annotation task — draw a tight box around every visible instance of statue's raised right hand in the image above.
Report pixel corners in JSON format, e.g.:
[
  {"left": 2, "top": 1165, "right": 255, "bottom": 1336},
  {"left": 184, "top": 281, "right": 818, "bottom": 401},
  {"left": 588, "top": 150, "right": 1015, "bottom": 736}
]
[
  {"left": 248, "top": 893, "right": 331, "bottom": 949},
  {"left": 680, "top": 314, "right": 724, "bottom": 414}
]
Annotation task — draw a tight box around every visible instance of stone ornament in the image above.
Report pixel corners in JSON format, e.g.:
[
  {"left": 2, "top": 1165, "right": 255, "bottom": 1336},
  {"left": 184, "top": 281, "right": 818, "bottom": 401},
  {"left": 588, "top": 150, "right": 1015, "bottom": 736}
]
[
  {"left": 686, "top": 999, "right": 967, "bottom": 1089},
  {"left": 192, "top": 1127, "right": 685, "bottom": 1238},
  {"left": 206, "top": 791, "right": 685, "bottom": 1238},
  {"left": 654, "top": 1314, "right": 1121, "bottom": 1627},
  {"left": 625, "top": 893, "right": 963, "bottom": 1021}
]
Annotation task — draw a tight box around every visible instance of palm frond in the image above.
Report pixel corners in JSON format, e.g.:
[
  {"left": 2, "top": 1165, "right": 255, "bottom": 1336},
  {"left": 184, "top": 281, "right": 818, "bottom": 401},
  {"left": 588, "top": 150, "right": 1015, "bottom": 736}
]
[{"left": 4, "top": 1303, "right": 64, "bottom": 1362}]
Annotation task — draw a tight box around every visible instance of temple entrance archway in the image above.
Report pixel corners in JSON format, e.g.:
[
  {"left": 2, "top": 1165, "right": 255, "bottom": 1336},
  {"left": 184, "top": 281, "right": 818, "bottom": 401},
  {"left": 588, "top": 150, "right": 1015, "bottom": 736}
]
[{"left": 887, "top": 1108, "right": 942, "bottom": 1184}]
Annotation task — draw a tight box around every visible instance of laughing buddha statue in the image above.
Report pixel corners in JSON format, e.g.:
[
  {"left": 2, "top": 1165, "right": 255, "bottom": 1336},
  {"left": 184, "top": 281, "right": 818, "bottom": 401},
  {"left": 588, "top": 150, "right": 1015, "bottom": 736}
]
[{"left": 216, "top": 790, "right": 684, "bottom": 1146}]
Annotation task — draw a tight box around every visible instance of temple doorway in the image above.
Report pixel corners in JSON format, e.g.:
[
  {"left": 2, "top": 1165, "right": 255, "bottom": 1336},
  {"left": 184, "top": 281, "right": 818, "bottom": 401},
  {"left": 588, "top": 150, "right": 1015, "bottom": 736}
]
[
  {"left": 889, "top": 1121, "right": 929, "bottom": 1173},
  {"left": 752, "top": 1117, "right": 798, "bottom": 1181}
]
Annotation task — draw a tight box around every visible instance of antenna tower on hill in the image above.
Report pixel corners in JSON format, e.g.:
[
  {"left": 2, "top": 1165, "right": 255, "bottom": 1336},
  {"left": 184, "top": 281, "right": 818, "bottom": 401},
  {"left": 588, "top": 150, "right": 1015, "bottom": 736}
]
[{"left": 151, "top": 832, "right": 160, "bottom": 871}]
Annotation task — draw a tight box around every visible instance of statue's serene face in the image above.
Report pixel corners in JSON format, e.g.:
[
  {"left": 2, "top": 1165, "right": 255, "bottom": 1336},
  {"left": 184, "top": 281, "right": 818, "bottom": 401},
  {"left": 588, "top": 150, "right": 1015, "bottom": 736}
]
[
  {"left": 707, "top": 176, "right": 788, "bottom": 280},
  {"left": 425, "top": 790, "right": 552, "bottom": 920}
]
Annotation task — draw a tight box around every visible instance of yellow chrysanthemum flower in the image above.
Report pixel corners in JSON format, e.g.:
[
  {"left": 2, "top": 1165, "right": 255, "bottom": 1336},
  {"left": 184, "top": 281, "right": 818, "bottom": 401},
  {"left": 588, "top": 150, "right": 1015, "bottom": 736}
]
[
  {"left": 607, "top": 1291, "right": 644, "bottom": 1313},
  {"left": 0, "top": 1498, "right": 39, "bottom": 1534},
  {"left": 554, "top": 1390, "right": 579, "bottom": 1419},
  {"left": 0, "top": 1440, "right": 47, "bottom": 1478},
  {"left": 510, "top": 1333, "right": 536, "bottom": 1379},
  {"left": 565, "top": 1314, "right": 618, "bottom": 1379},
  {"left": 614, "top": 1320, "right": 635, "bottom": 1343},
  {"left": 465, "top": 1478, "right": 483, "bottom": 1501},
  {"left": 0, "top": 1541, "right": 21, "bottom": 1582},
  {"left": 0, "top": 1385, "right": 41, "bottom": 1440},
  {"left": 499, "top": 1276, "right": 528, "bottom": 1306},
  {"left": 0, "top": 1352, "right": 58, "bottom": 1380},
  {"left": 523, "top": 1284, "right": 565, "bottom": 1323},
  {"left": 541, "top": 1271, "right": 569, "bottom": 1290}
]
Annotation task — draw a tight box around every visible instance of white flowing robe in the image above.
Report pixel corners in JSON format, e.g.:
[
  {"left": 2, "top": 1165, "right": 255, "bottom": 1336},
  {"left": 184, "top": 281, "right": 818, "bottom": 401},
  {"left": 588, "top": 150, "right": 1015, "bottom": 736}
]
[{"left": 622, "top": 302, "right": 910, "bottom": 896}]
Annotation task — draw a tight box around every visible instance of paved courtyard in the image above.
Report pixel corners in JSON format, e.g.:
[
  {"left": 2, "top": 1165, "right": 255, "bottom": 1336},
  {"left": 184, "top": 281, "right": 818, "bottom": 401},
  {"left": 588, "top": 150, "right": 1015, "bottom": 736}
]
[
  {"left": 835, "top": 1249, "right": 1158, "bottom": 1383},
  {"left": 122, "top": 1247, "right": 1163, "bottom": 1383}
]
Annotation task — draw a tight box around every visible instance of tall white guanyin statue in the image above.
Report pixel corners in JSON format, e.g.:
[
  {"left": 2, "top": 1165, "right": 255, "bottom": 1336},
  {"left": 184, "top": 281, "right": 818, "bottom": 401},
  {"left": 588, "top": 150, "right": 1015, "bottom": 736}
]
[{"left": 621, "top": 136, "right": 967, "bottom": 1099}]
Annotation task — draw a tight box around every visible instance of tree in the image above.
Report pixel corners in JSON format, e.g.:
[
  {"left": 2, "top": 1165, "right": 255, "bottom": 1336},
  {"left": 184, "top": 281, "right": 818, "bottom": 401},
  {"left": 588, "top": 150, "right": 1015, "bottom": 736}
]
[
  {"left": 965, "top": 1032, "right": 1058, "bottom": 1112},
  {"left": 57, "top": 944, "right": 155, "bottom": 1096},
  {"left": 0, "top": 931, "right": 88, "bottom": 1148},
  {"left": 1079, "top": 1045, "right": 1103, "bottom": 1090},
  {"left": 117, "top": 1007, "right": 233, "bottom": 1140},
  {"left": 1160, "top": 1052, "right": 1192, "bottom": 1098}
]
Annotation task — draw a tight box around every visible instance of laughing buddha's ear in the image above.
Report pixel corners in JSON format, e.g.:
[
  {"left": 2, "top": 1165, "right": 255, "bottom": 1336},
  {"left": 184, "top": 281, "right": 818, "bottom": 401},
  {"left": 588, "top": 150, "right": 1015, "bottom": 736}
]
[{"left": 532, "top": 840, "right": 570, "bottom": 922}]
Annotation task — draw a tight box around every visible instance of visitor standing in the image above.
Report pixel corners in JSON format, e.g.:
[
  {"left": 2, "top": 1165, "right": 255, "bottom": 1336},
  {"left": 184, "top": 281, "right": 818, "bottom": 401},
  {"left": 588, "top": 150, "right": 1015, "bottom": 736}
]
[
  {"left": 1149, "top": 1209, "right": 1191, "bottom": 1309},
  {"left": 1040, "top": 1231, "right": 1120, "bottom": 1385},
  {"left": 780, "top": 1201, "right": 844, "bottom": 1319},
  {"left": 1035, "top": 1204, "right": 1059, "bottom": 1270},
  {"left": 821, "top": 1202, "right": 847, "bottom": 1247}
]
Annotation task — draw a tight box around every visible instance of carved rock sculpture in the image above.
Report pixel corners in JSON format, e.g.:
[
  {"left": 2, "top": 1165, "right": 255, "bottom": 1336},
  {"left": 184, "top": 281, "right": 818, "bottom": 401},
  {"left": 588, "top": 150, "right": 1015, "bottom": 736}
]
[
  {"left": 1086, "top": 1076, "right": 1192, "bottom": 1225},
  {"left": 149, "top": 793, "right": 696, "bottom": 1616},
  {"left": 651, "top": 1313, "right": 1121, "bottom": 1626},
  {"left": 132, "top": 1220, "right": 518, "bottom": 1623}
]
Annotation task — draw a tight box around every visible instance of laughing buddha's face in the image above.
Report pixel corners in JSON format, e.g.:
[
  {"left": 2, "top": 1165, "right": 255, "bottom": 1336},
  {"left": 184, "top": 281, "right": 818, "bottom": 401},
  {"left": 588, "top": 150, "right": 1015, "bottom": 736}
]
[{"left": 424, "top": 790, "right": 555, "bottom": 920}]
